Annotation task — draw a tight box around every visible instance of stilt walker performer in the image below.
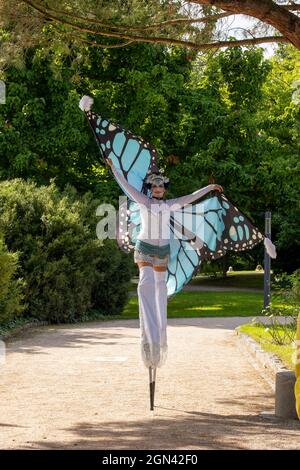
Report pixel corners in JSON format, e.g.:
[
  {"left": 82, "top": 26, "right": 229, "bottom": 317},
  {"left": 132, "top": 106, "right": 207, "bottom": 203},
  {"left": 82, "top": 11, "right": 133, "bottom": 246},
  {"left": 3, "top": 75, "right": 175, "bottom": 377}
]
[{"left": 79, "top": 95, "right": 277, "bottom": 411}]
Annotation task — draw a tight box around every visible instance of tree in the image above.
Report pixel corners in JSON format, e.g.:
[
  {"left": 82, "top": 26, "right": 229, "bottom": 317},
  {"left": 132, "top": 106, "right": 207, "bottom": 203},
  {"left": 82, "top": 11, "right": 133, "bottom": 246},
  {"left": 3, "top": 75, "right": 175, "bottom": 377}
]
[
  {"left": 168, "top": 43, "right": 300, "bottom": 273},
  {"left": 0, "top": 53, "right": 97, "bottom": 190},
  {"left": 1, "top": 0, "right": 300, "bottom": 74},
  {"left": 0, "top": 41, "right": 195, "bottom": 194}
]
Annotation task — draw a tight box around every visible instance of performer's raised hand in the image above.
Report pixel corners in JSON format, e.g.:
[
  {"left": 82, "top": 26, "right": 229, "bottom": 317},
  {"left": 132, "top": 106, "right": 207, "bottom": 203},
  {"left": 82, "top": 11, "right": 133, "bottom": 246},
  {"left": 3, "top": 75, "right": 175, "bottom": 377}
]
[{"left": 214, "top": 184, "right": 223, "bottom": 193}]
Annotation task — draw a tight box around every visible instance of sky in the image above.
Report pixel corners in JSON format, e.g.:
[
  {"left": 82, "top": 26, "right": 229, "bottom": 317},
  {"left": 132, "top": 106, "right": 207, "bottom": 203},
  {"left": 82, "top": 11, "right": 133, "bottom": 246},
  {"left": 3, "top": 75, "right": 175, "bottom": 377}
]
[{"left": 223, "top": 14, "right": 279, "bottom": 57}]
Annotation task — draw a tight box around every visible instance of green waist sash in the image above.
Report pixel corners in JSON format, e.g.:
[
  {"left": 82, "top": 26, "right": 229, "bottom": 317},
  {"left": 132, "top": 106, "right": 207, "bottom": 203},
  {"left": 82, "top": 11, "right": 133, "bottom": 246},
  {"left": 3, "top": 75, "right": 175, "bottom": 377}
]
[{"left": 135, "top": 239, "right": 170, "bottom": 258}]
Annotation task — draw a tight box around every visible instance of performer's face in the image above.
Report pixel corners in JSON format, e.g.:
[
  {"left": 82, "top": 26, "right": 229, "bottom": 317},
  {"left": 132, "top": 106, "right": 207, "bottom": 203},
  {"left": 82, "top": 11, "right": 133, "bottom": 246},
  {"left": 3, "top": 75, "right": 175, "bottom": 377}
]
[{"left": 151, "top": 182, "right": 166, "bottom": 198}]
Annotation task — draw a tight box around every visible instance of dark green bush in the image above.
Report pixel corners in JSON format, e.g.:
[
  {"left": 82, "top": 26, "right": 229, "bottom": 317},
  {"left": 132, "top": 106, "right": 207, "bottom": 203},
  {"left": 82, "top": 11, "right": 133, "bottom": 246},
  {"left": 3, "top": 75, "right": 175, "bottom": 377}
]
[
  {"left": 0, "top": 178, "right": 133, "bottom": 323},
  {"left": 91, "top": 238, "right": 134, "bottom": 316},
  {"left": 0, "top": 235, "right": 25, "bottom": 323}
]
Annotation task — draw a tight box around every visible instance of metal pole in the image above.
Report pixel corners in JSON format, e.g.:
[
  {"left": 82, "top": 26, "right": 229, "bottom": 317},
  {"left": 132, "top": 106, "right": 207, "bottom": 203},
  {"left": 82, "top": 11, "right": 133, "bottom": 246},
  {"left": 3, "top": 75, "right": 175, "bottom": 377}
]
[{"left": 264, "top": 211, "right": 271, "bottom": 309}]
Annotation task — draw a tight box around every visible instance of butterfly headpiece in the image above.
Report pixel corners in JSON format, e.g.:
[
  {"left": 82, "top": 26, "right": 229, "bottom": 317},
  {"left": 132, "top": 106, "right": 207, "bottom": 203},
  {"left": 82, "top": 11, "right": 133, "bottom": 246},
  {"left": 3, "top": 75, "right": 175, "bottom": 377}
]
[{"left": 145, "top": 169, "right": 170, "bottom": 189}]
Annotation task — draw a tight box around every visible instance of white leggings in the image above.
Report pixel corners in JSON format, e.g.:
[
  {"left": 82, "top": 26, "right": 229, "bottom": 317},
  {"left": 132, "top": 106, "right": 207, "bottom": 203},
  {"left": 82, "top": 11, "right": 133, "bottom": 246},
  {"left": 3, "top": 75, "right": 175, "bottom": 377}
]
[{"left": 137, "top": 266, "right": 168, "bottom": 368}]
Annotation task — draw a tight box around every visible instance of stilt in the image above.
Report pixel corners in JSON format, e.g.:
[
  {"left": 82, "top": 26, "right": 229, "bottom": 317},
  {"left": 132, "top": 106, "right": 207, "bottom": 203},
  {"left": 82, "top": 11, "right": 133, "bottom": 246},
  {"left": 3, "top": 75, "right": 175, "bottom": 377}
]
[
  {"left": 149, "top": 367, "right": 156, "bottom": 410},
  {"left": 152, "top": 367, "right": 156, "bottom": 409}
]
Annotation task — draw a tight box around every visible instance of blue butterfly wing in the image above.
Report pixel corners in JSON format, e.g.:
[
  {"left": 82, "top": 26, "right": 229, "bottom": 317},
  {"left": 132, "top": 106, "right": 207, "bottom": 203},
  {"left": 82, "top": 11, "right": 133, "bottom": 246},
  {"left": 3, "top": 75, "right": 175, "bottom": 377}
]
[
  {"left": 167, "top": 192, "right": 264, "bottom": 297},
  {"left": 167, "top": 234, "right": 201, "bottom": 298},
  {"left": 116, "top": 199, "right": 141, "bottom": 253},
  {"left": 84, "top": 107, "right": 158, "bottom": 253},
  {"left": 85, "top": 109, "right": 158, "bottom": 194},
  {"left": 195, "top": 192, "right": 264, "bottom": 259}
]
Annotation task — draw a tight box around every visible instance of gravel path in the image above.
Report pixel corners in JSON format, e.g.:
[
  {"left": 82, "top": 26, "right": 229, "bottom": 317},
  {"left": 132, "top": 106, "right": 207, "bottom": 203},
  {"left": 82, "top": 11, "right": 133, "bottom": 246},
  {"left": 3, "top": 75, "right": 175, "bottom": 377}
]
[{"left": 0, "top": 317, "right": 299, "bottom": 450}]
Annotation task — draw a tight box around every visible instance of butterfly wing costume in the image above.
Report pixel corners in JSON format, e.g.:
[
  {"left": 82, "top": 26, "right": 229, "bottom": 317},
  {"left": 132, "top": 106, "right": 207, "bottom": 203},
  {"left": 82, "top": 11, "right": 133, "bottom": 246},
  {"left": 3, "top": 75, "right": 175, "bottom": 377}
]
[{"left": 79, "top": 96, "right": 277, "bottom": 374}]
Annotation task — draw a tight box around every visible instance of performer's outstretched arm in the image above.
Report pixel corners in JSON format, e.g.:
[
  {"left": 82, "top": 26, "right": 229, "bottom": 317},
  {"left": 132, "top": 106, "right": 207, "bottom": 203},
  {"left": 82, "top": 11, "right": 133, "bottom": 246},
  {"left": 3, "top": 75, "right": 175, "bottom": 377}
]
[
  {"left": 167, "top": 183, "right": 222, "bottom": 209},
  {"left": 108, "top": 159, "right": 150, "bottom": 207}
]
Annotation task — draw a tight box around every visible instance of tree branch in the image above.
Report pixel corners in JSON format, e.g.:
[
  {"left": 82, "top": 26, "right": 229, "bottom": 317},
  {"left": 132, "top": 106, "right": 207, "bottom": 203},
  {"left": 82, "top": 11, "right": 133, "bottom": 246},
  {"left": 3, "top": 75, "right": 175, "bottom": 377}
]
[
  {"left": 32, "top": 5, "right": 233, "bottom": 33},
  {"left": 20, "top": 0, "right": 299, "bottom": 50},
  {"left": 63, "top": 31, "right": 136, "bottom": 48},
  {"left": 66, "top": 33, "right": 289, "bottom": 50},
  {"left": 192, "top": 1, "right": 300, "bottom": 48}
]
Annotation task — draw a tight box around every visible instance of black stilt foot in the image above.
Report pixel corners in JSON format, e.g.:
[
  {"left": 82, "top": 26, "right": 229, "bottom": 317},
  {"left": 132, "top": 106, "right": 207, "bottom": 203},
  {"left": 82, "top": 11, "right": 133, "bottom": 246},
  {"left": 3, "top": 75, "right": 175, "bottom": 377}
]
[
  {"left": 150, "top": 382, "right": 154, "bottom": 410},
  {"left": 149, "top": 367, "right": 156, "bottom": 411}
]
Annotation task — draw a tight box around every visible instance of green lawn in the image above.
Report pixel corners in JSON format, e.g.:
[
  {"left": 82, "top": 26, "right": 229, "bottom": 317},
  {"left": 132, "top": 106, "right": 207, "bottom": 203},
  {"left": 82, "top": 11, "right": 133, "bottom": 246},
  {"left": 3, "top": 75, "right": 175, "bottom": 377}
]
[
  {"left": 238, "top": 323, "right": 295, "bottom": 370},
  {"left": 123, "top": 290, "right": 286, "bottom": 319},
  {"left": 189, "top": 271, "right": 268, "bottom": 289},
  {"left": 130, "top": 271, "right": 270, "bottom": 291}
]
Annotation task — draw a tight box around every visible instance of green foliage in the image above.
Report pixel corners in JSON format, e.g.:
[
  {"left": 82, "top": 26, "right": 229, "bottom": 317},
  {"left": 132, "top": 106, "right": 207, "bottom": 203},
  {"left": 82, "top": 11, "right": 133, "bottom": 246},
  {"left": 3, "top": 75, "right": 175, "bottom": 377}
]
[
  {"left": 81, "top": 43, "right": 193, "bottom": 165},
  {"left": 258, "top": 305, "right": 297, "bottom": 346},
  {"left": 0, "top": 54, "right": 98, "bottom": 190},
  {"left": 168, "top": 45, "right": 300, "bottom": 273},
  {"left": 91, "top": 239, "right": 135, "bottom": 316},
  {"left": 0, "top": 42, "right": 194, "bottom": 200},
  {"left": 0, "top": 179, "right": 133, "bottom": 323},
  {"left": 289, "top": 269, "right": 300, "bottom": 304},
  {"left": 0, "top": 0, "right": 213, "bottom": 71},
  {"left": 272, "top": 268, "right": 300, "bottom": 307},
  {"left": 218, "top": 47, "right": 272, "bottom": 111},
  {"left": 256, "top": 267, "right": 300, "bottom": 346},
  {"left": 258, "top": 45, "right": 300, "bottom": 272},
  {"left": 0, "top": 235, "right": 25, "bottom": 323}
]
